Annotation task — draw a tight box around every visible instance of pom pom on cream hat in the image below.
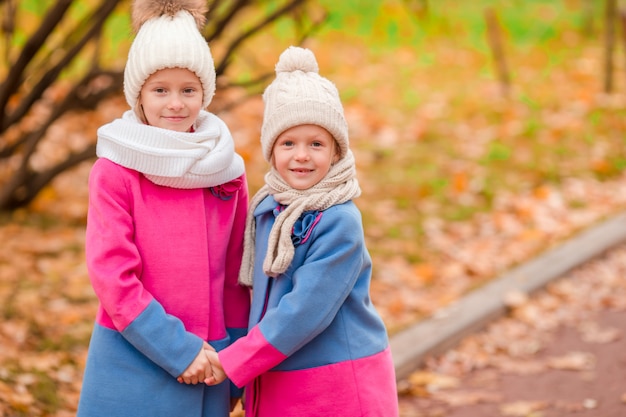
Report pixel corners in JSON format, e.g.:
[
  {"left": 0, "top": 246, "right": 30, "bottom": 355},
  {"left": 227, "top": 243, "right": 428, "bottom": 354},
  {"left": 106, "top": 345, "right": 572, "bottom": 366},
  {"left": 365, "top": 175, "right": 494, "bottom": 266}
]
[
  {"left": 123, "top": 0, "right": 216, "bottom": 110},
  {"left": 260, "top": 46, "right": 349, "bottom": 162}
]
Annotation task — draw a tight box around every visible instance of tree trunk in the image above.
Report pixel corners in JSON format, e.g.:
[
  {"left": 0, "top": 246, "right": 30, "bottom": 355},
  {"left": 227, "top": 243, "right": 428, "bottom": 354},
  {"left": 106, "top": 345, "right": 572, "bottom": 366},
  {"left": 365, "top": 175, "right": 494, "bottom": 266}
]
[
  {"left": 603, "top": 0, "right": 617, "bottom": 93},
  {"left": 485, "top": 8, "right": 511, "bottom": 99}
]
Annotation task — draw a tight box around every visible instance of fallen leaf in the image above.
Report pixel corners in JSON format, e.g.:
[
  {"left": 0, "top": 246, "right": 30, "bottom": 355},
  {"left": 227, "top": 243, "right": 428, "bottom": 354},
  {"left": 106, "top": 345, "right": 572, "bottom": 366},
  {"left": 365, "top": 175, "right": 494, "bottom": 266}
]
[
  {"left": 554, "top": 400, "right": 586, "bottom": 412},
  {"left": 500, "top": 400, "right": 548, "bottom": 416},
  {"left": 432, "top": 389, "right": 502, "bottom": 407},
  {"left": 578, "top": 321, "right": 621, "bottom": 344},
  {"left": 583, "top": 398, "right": 597, "bottom": 409},
  {"left": 504, "top": 290, "right": 529, "bottom": 308},
  {"left": 547, "top": 351, "right": 595, "bottom": 371},
  {"left": 408, "top": 371, "right": 460, "bottom": 391}
]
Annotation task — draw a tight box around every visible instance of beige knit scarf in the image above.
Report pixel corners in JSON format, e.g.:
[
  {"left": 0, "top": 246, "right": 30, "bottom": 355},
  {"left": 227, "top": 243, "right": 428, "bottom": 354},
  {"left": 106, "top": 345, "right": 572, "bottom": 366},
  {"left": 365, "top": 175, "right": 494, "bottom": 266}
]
[{"left": 238, "top": 149, "right": 361, "bottom": 286}]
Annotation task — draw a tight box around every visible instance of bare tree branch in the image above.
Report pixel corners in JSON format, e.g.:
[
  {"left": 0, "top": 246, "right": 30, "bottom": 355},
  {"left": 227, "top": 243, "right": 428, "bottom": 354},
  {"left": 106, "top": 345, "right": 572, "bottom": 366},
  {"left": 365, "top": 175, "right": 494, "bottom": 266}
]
[
  {"left": 0, "top": 143, "right": 97, "bottom": 209},
  {"left": 0, "top": 69, "right": 122, "bottom": 159},
  {"left": 214, "top": 0, "right": 308, "bottom": 75},
  {"left": 0, "top": 69, "right": 121, "bottom": 208},
  {"left": 207, "top": 0, "right": 249, "bottom": 41},
  {"left": 1, "top": 0, "right": 122, "bottom": 132},
  {"left": 0, "top": 0, "right": 73, "bottom": 123}
]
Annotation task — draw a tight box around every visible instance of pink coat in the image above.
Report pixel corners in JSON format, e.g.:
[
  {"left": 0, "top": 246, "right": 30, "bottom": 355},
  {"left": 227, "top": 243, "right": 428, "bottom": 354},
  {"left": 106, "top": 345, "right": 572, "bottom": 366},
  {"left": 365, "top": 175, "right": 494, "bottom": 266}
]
[
  {"left": 87, "top": 158, "right": 250, "bottom": 339},
  {"left": 78, "top": 158, "right": 250, "bottom": 417}
]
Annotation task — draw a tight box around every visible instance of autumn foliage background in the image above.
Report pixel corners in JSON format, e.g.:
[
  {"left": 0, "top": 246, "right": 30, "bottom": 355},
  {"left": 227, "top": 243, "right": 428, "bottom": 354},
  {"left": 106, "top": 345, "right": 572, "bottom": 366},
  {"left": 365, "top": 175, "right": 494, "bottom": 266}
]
[{"left": 2, "top": 0, "right": 626, "bottom": 415}]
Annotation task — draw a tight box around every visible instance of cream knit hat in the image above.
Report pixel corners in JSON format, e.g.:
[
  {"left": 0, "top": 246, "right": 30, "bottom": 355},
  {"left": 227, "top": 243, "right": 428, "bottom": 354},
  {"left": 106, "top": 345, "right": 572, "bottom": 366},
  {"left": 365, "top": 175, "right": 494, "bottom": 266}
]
[
  {"left": 124, "top": 0, "right": 216, "bottom": 110},
  {"left": 260, "top": 46, "right": 349, "bottom": 162}
]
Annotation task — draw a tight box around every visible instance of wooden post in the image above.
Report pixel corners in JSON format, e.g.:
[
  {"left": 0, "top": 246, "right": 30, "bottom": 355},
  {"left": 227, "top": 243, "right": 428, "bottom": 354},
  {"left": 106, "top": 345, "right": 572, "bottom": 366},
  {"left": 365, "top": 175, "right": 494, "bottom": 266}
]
[
  {"left": 582, "top": 0, "right": 595, "bottom": 37},
  {"left": 620, "top": 9, "right": 626, "bottom": 92},
  {"left": 603, "top": 0, "right": 617, "bottom": 93},
  {"left": 403, "top": 0, "right": 429, "bottom": 20},
  {"left": 484, "top": 8, "right": 511, "bottom": 99}
]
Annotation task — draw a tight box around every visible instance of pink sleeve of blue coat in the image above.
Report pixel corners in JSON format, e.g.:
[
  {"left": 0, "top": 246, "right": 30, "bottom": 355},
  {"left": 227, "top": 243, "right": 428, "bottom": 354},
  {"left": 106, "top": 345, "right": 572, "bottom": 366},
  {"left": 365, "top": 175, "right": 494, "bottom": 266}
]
[{"left": 218, "top": 325, "right": 288, "bottom": 388}]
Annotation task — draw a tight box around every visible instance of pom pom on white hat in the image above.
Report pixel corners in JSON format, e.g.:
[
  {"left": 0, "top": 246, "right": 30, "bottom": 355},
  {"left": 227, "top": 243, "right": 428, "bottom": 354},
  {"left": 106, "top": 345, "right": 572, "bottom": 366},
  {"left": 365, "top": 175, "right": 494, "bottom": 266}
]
[
  {"left": 260, "top": 46, "right": 349, "bottom": 162},
  {"left": 123, "top": 0, "right": 216, "bottom": 110}
]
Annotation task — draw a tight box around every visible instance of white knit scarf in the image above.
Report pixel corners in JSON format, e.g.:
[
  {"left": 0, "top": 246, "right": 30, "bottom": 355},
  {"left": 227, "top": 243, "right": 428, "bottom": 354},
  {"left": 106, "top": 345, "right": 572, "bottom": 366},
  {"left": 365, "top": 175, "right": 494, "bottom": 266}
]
[
  {"left": 96, "top": 110, "right": 245, "bottom": 189},
  {"left": 238, "top": 150, "right": 361, "bottom": 286}
]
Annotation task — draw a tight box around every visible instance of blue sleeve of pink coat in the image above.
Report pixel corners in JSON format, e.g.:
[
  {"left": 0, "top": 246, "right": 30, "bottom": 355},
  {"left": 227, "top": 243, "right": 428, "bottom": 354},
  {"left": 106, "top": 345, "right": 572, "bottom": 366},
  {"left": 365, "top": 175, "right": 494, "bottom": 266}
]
[{"left": 123, "top": 300, "right": 204, "bottom": 377}]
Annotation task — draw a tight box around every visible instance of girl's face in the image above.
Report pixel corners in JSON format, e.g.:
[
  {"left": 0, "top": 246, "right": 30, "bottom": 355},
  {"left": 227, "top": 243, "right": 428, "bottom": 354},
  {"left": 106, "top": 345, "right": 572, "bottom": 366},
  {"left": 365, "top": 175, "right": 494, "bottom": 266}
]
[
  {"left": 272, "top": 124, "right": 339, "bottom": 190},
  {"left": 138, "top": 68, "right": 203, "bottom": 132}
]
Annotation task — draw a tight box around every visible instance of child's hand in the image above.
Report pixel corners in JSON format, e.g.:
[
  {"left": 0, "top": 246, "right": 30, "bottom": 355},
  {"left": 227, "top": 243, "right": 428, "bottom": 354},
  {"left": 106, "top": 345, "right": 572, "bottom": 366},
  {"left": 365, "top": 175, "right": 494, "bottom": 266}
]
[
  {"left": 177, "top": 342, "right": 216, "bottom": 384},
  {"left": 204, "top": 349, "right": 227, "bottom": 385}
]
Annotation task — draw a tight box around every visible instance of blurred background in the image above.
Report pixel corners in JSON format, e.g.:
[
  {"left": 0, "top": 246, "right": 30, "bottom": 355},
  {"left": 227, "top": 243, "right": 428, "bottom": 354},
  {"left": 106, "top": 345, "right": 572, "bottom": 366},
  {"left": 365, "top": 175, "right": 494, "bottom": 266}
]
[{"left": 1, "top": 0, "right": 626, "bottom": 415}]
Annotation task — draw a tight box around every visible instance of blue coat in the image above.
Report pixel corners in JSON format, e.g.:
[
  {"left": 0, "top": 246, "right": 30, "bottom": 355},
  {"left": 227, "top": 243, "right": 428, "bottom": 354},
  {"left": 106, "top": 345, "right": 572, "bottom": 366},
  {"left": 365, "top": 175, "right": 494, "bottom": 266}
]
[{"left": 220, "top": 196, "right": 398, "bottom": 416}]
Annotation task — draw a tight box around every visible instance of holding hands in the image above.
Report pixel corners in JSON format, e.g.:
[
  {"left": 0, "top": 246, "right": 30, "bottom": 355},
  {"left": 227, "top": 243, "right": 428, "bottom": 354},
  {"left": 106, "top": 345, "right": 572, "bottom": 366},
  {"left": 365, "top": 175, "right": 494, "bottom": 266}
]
[
  {"left": 177, "top": 342, "right": 216, "bottom": 385},
  {"left": 177, "top": 342, "right": 227, "bottom": 385},
  {"left": 204, "top": 347, "right": 227, "bottom": 385}
]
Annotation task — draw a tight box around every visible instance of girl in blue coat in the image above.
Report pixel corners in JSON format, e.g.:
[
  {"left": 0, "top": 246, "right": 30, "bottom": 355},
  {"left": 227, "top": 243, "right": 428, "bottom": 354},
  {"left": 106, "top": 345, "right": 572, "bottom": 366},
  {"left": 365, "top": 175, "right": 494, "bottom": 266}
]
[{"left": 204, "top": 46, "right": 399, "bottom": 417}]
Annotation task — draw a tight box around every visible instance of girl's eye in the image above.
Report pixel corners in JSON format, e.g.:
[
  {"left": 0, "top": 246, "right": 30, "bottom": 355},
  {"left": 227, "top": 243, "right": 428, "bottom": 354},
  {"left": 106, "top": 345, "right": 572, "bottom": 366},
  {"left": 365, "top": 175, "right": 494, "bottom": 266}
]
[
  {"left": 312, "top": 142, "right": 322, "bottom": 147},
  {"left": 183, "top": 88, "right": 196, "bottom": 94},
  {"left": 281, "top": 140, "right": 294, "bottom": 147},
  {"left": 154, "top": 88, "right": 166, "bottom": 94}
]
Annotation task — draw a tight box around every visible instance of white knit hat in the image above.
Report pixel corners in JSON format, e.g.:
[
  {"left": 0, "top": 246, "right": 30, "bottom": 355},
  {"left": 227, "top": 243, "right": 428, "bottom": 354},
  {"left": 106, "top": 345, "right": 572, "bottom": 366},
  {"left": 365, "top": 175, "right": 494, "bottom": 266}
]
[
  {"left": 124, "top": 0, "right": 216, "bottom": 110},
  {"left": 260, "top": 46, "right": 349, "bottom": 162}
]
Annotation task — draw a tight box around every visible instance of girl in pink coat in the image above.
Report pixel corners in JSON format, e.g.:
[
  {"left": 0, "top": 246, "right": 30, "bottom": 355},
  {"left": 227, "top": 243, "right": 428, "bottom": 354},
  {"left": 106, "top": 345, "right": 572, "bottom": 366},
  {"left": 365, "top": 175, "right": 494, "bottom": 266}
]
[{"left": 76, "top": 1, "right": 250, "bottom": 416}]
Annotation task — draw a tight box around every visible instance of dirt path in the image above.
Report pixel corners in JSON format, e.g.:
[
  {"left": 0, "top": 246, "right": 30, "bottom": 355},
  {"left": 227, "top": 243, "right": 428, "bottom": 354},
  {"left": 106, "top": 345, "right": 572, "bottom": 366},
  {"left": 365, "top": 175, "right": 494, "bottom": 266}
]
[{"left": 398, "top": 244, "right": 626, "bottom": 417}]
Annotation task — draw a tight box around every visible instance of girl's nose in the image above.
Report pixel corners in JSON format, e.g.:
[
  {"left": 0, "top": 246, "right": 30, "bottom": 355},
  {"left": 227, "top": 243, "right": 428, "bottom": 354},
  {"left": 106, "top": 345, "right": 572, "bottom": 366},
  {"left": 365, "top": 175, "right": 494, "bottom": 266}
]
[
  {"left": 168, "top": 94, "right": 184, "bottom": 110},
  {"left": 294, "top": 146, "right": 310, "bottom": 161}
]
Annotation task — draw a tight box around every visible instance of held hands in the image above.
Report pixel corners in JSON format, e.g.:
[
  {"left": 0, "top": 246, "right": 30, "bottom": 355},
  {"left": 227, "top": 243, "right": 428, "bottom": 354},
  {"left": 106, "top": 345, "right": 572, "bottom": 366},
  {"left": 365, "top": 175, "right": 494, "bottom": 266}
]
[
  {"left": 177, "top": 342, "right": 217, "bottom": 385},
  {"left": 203, "top": 347, "right": 227, "bottom": 385}
]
